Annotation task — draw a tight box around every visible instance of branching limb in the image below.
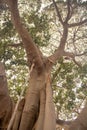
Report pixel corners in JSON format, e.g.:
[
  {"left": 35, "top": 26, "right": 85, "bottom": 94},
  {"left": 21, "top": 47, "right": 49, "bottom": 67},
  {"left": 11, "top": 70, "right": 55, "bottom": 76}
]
[
  {"left": 68, "top": 19, "right": 87, "bottom": 28},
  {"left": 63, "top": 51, "right": 83, "bottom": 67},
  {"left": 56, "top": 118, "right": 72, "bottom": 126},
  {"left": 52, "top": 0, "right": 64, "bottom": 24},
  {"left": 65, "top": 0, "right": 71, "bottom": 23},
  {"left": 49, "top": 1, "right": 87, "bottom": 67},
  {"left": 48, "top": 25, "right": 68, "bottom": 64},
  {"left": 6, "top": 0, "right": 43, "bottom": 70},
  {"left": 76, "top": 51, "right": 87, "bottom": 56},
  {"left": 7, "top": 42, "right": 23, "bottom": 48},
  {"left": 49, "top": 0, "right": 70, "bottom": 65}
]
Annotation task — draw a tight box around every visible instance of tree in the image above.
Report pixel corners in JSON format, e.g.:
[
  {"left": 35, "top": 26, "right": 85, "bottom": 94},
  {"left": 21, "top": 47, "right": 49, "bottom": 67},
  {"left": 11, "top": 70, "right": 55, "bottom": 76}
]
[{"left": 0, "top": 0, "right": 87, "bottom": 130}]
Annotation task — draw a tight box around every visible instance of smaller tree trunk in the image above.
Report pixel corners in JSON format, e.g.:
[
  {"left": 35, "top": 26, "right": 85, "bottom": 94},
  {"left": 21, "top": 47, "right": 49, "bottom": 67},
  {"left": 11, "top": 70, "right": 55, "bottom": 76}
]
[
  {"left": 69, "top": 104, "right": 87, "bottom": 130},
  {"left": 43, "top": 73, "right": 56, "bottom": 130},
  {"left": 0, "top": 62, "right": 13, "bottom": 130},
  {"left": 12, "top": 98, "right": 25, "bottom": 130}
]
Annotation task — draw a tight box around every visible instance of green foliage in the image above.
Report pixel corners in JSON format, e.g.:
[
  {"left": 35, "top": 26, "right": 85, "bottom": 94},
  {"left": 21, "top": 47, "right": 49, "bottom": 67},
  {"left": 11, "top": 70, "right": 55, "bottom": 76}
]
[
  {"left": 52, "top": 58, "right": 87, "bottom": 119},
  {"left": 7, "top": 64, "right": 29, "bottom": 102},
  {"left": 22, "top": 10, "right": 50, "bottom": 46}
]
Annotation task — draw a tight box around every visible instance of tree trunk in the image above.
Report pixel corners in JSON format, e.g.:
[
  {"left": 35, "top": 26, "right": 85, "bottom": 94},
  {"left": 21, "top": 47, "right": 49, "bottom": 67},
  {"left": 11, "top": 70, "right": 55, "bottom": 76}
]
[
  {"left": 14, "top": 68, "right": 56, "bottom": 130},
  {"left": 0, "top": 62, "right": 14, "bottom": 130},
  {"left": 69, "top": 104, "right": 87, "bottom": 130}
]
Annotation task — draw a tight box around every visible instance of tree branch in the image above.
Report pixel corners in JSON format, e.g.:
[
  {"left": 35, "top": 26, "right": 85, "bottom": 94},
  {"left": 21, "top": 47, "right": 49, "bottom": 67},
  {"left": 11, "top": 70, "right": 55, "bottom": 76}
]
[
  {"left": 76, "top": 51, "right": 87, "bottom": 56},
  {"left": 65, "top": 0, "right": 71, "bottom": 23},
  {"left": 48, "top": 25, "right": 68, "bottom": 64},
  {"left": 7, "top": 42, "right": 23, "bottom": 48},
  {"left": 63, "top": 51, "right": 82, "bottom": 67},
  {"left": 64, "top": 50, "right": 87, "bottom": 58},
  {"left": 48, "top": 1, "right": 71, "bottom": 65},
  {"left": 6, "top": 0, "right": 43, "bottom": 70},
  {"left": 68, "top": 19, "right": 87, "bottom": 28},
  {"left": 56, "top": 118, "right": 72, "bottom": 126},
  {"left": 52, "top": 0, "right": 64, "bottom": 25}
]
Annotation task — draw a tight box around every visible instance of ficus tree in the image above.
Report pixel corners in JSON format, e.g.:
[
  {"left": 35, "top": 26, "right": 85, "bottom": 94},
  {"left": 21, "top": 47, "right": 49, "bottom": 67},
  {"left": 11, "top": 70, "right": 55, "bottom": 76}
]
[{"left": 0, "top": 0, "right": 87, "bottom": 130}]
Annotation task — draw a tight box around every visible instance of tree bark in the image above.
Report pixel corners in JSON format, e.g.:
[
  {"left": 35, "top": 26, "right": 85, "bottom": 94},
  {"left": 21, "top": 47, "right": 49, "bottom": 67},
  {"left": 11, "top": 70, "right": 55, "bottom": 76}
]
[
  {"left": 69, "top": 104, "right": 87, "bottom": 130},
  {"left": 0, "top": 62, "right": 13, "bottom": 130}
]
